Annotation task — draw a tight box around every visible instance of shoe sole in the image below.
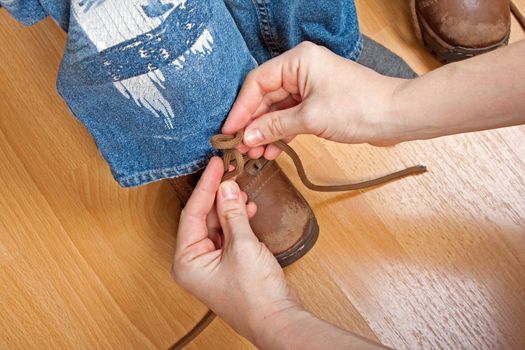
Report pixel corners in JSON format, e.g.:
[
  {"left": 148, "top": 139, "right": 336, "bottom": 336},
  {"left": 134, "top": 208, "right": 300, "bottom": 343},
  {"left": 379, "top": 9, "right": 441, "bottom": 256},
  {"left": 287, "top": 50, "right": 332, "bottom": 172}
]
[
  {"left": 275, "top": 216, "right": 319, "bottom": 268},
  {"left": 410, "top": 0, "right": 510, "bottom": 63}
]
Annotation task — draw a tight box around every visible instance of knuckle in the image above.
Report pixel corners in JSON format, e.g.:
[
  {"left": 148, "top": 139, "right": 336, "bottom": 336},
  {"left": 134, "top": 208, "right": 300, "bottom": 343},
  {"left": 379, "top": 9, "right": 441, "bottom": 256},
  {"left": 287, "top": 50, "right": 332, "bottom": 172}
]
[
  {"left": 171, "top": 266, "right": 179, "bottom": 279},
  {"left": 171, "top": 263, "right": 184, "bottom": 284},
  {"left": 179, "top": 208, "right": 190, "bottom": 220},
  {"left": 297, "top": 41, "right": 316, "bottom": 51},
  {"left": 229, "top": 239, "right": 255, "bottom": 258},
  {"left": 222, "top": 206, "right": 245, "bottom": 221},
  {"left": 245, "top": 70, "right": 258, "bottom": 85},
  {"left": 267, "top": 114, "right": 286, "bottom": 137},
  {"left": 296, "top": 41, "right": 319, "bottom": 56},
  {"left": 171, "top": 254, "right": 193, "bottom": 284}
]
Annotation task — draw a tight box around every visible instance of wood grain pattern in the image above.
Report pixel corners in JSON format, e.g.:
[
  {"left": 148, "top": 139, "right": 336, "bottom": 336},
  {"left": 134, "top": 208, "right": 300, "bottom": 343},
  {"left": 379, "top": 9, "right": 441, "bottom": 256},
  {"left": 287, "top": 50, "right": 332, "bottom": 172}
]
[{"left": 1, "top": 1, "right": 524, "bottom": 349}]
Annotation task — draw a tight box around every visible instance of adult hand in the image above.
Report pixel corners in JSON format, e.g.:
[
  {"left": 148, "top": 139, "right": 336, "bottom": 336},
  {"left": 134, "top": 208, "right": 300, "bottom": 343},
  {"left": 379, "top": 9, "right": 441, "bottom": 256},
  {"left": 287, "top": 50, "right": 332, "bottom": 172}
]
[
  {"left": 222, "top": 42, "right": 407, "bottom": 160},
  {"left": 172, "top": 157, "right": 301, "bottom": 343}
]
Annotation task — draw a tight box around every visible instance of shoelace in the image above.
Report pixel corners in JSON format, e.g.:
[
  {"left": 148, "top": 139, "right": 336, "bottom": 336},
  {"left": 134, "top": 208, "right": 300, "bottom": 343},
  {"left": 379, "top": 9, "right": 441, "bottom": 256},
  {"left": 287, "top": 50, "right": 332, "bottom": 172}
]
[
  {"left": 211, "top": 129, "right": 427, "bottom": 187},
  {"left": 210, "top": 129, "right": 262, "bottom": 181}
]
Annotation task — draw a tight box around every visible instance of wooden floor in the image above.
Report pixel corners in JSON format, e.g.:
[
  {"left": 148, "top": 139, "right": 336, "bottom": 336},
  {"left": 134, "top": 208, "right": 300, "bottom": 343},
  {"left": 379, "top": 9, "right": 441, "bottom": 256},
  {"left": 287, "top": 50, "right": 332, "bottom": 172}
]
[{"left": 1, "top": 1, "right": 524, "bottom": 349}]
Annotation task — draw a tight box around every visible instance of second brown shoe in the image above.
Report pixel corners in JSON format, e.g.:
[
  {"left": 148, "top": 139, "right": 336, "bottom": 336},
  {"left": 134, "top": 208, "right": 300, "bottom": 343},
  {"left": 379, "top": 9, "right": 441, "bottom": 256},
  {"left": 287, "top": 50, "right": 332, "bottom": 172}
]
[
  {"left": 168, "top": 159, "right": 319, "bottom": 267},
  {"left": 411, "top": 0, "right": 511, "bottom": 62}
]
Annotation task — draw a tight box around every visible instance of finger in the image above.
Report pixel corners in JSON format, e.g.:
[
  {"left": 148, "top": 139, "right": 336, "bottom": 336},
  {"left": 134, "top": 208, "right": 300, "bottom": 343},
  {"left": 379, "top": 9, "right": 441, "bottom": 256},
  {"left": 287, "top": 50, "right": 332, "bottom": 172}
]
[
  {"left": 206, "top": 189, "right": 249, "bottom": 233},
  {"left": 269, "top": 95, "right": 300, "bottom": 112},
  {"left": 252, "top": 88, "right": 291, "bottom": 118},
  {"left": 208, "top": 229, "right": 222, "bottom": 250},
  {"left": 204, "top": 203, "right": 222, "bottom": 250},
  {"left": 253, "top": 96, "right": 298, "bottom": 158},
  {"left": 264, "top": 136, "right": 295, "bottom": 160},
  {"left": 243, "top": 105, "right": 305, "bottom": 147},
  {"left": 183, "top": 238, "right": 216, "bottom": 260},
  {"left": 176, "top": 157, "right": 224, "bottom": 250},
  {"left": 246, "top": 202, "right": 257, "bottom": 219},
  {"left": 206, "top": 204, "right": 220, "bottom": 231},
  {"left": 222, "top": 52, "right": 300, "bottom": 135},
  {"left": 237, "top": 143, "right": 250, "bottom": 154},
  {"left": 247, "top": 146, "right": 265, "bottom": 160},
  {"left": 263, "top": 135, "right": 295, "bottom": 160},
  {"left": 216, "top": 181, "right": 257, "bottom": 244},
  {"left": 264, "top": 144, "right": 283, "bottom": 160}
]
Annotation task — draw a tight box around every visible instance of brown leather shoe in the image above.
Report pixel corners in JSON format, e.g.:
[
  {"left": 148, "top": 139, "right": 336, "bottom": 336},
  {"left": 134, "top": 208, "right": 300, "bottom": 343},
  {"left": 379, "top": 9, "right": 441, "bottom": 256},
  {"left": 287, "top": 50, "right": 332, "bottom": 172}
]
[
  {"left": 235, "top": 159, "right": 318, "bottom": 267},
  {"left": 411, "top": 0, "right": 511, "bottom": 62},
  {"left": 168, "top": 160, "right": 319, "bottom": 267},
  {"left": 167, "top": 170, "right": 203, "bottom": 205}
]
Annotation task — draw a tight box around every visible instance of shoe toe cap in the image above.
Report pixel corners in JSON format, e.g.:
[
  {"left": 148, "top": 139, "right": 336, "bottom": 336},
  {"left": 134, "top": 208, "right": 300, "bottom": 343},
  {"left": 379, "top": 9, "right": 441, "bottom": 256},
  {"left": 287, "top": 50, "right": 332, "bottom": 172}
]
[{"left": 418, "top": 0, "right": 510, "bottom": 48}]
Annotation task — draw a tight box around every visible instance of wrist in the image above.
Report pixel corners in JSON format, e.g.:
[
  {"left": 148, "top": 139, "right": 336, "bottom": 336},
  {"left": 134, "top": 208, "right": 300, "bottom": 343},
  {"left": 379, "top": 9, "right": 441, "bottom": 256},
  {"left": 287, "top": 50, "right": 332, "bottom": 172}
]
[
  {"left": 357, "top": 76, "right": 412, "bottom": 146},
  {"left": 249, "top": 300, "right": 307, "bottom": 348},
  {"left": 386, "top": 63, "right": 464, "bottom": 143},
  {"left": 377, "top": 76, "right": 430, "bottom": 145},
  {"left": 385, "top": 78, "right": 414, "bottom": 143},
  {"left": 249, "top": 299, "right": 389, "bottom": 350}
]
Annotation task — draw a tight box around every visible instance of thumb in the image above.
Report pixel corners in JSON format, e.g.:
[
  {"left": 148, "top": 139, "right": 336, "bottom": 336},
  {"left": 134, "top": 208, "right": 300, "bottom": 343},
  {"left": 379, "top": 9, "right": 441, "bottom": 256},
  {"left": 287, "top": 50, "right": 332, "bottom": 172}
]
[
  {"left": 243, "top": 104, "right": 307, "bottom": 147},
  {"left": 217, "top": 181, "right": 257, "bottom": 243}
]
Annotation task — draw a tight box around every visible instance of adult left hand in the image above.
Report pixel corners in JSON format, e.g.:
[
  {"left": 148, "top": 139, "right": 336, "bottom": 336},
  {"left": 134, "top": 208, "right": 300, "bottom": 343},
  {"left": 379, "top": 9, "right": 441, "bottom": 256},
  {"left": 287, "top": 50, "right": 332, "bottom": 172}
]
[{"left": 172, "top": 157, "right": 301, "bottom": 343}]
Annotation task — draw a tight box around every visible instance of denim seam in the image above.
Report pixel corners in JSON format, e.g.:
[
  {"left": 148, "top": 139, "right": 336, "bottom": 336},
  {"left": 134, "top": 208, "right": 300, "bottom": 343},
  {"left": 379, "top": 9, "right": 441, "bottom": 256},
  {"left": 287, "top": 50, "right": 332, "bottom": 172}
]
[
  {"left": 251, "top": 0, "right": 281, "bottom": 56},
  {"left": 347, "top": 33, "right": 364, "bottom": 61},
  {"left": 116, "top": 150, "right": 220, "bottom": 187}
]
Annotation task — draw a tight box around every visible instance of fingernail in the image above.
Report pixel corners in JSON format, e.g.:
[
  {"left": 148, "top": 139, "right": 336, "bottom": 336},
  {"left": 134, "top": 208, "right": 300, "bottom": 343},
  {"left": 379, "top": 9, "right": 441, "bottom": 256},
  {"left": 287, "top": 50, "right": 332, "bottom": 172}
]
[
  {"left": 244, "top": 128, "right": 264, "bottom": 146},
  {"left": 221, "top": 181, "right": 239, "bottom": 200}
]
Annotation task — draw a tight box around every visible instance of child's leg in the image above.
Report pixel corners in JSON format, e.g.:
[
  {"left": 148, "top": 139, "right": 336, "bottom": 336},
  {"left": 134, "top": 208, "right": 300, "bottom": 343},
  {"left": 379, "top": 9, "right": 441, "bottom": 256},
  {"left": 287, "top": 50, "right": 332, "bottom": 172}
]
[
  {"left": 224, "top": 0, "right": 362, "bottom": 63},
  {"left": 358, "top": 36, "right": 417, "bottom": 78},
  {"left": 224, "top": 0, "right": 415, "bottom": 77},
  {"left": 59, "top": 1, "right": 259, "bottom": 187},
  {"left": 2, "top": 0, "right": 257, "bottom": 187}
]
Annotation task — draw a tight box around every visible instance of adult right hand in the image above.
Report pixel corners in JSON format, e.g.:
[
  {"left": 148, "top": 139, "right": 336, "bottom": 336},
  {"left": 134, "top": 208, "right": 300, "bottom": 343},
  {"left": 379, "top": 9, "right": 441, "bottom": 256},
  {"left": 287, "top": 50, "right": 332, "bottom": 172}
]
[{"left": 222, "top": 41, "right": 408, "bottom": 160}]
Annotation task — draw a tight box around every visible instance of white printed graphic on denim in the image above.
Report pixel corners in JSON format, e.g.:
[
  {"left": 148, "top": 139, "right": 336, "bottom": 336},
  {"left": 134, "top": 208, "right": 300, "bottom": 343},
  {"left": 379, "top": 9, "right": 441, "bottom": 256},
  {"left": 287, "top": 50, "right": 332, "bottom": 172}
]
[{"left": 72, "top": 0, "right": 214, "bottom": 129}]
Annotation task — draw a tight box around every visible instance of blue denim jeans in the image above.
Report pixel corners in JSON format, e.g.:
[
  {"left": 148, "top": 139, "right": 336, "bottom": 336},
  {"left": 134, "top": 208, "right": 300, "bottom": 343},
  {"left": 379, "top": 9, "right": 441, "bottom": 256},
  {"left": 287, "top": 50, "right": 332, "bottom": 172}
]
[{"left": 1, "top": 0, "right": 362, "bottom": 187}]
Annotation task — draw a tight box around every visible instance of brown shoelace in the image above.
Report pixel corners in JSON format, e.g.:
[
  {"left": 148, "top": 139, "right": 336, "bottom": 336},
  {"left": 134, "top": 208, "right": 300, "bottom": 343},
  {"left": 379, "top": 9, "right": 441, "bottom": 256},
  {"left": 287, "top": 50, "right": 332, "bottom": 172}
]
[{"left": 210, "top": 129, "right": 427, "bottom": 187}]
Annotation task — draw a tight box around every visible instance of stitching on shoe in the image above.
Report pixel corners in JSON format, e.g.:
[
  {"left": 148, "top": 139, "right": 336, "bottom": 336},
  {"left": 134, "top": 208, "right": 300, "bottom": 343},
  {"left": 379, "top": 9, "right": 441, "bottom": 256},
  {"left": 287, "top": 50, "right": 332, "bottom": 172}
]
[
  {"left": 244, "top": 167, "right": 280, "bottom": 199},
  {"left": 239, "top": 162, "right": 273, "bottom": 192}
]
